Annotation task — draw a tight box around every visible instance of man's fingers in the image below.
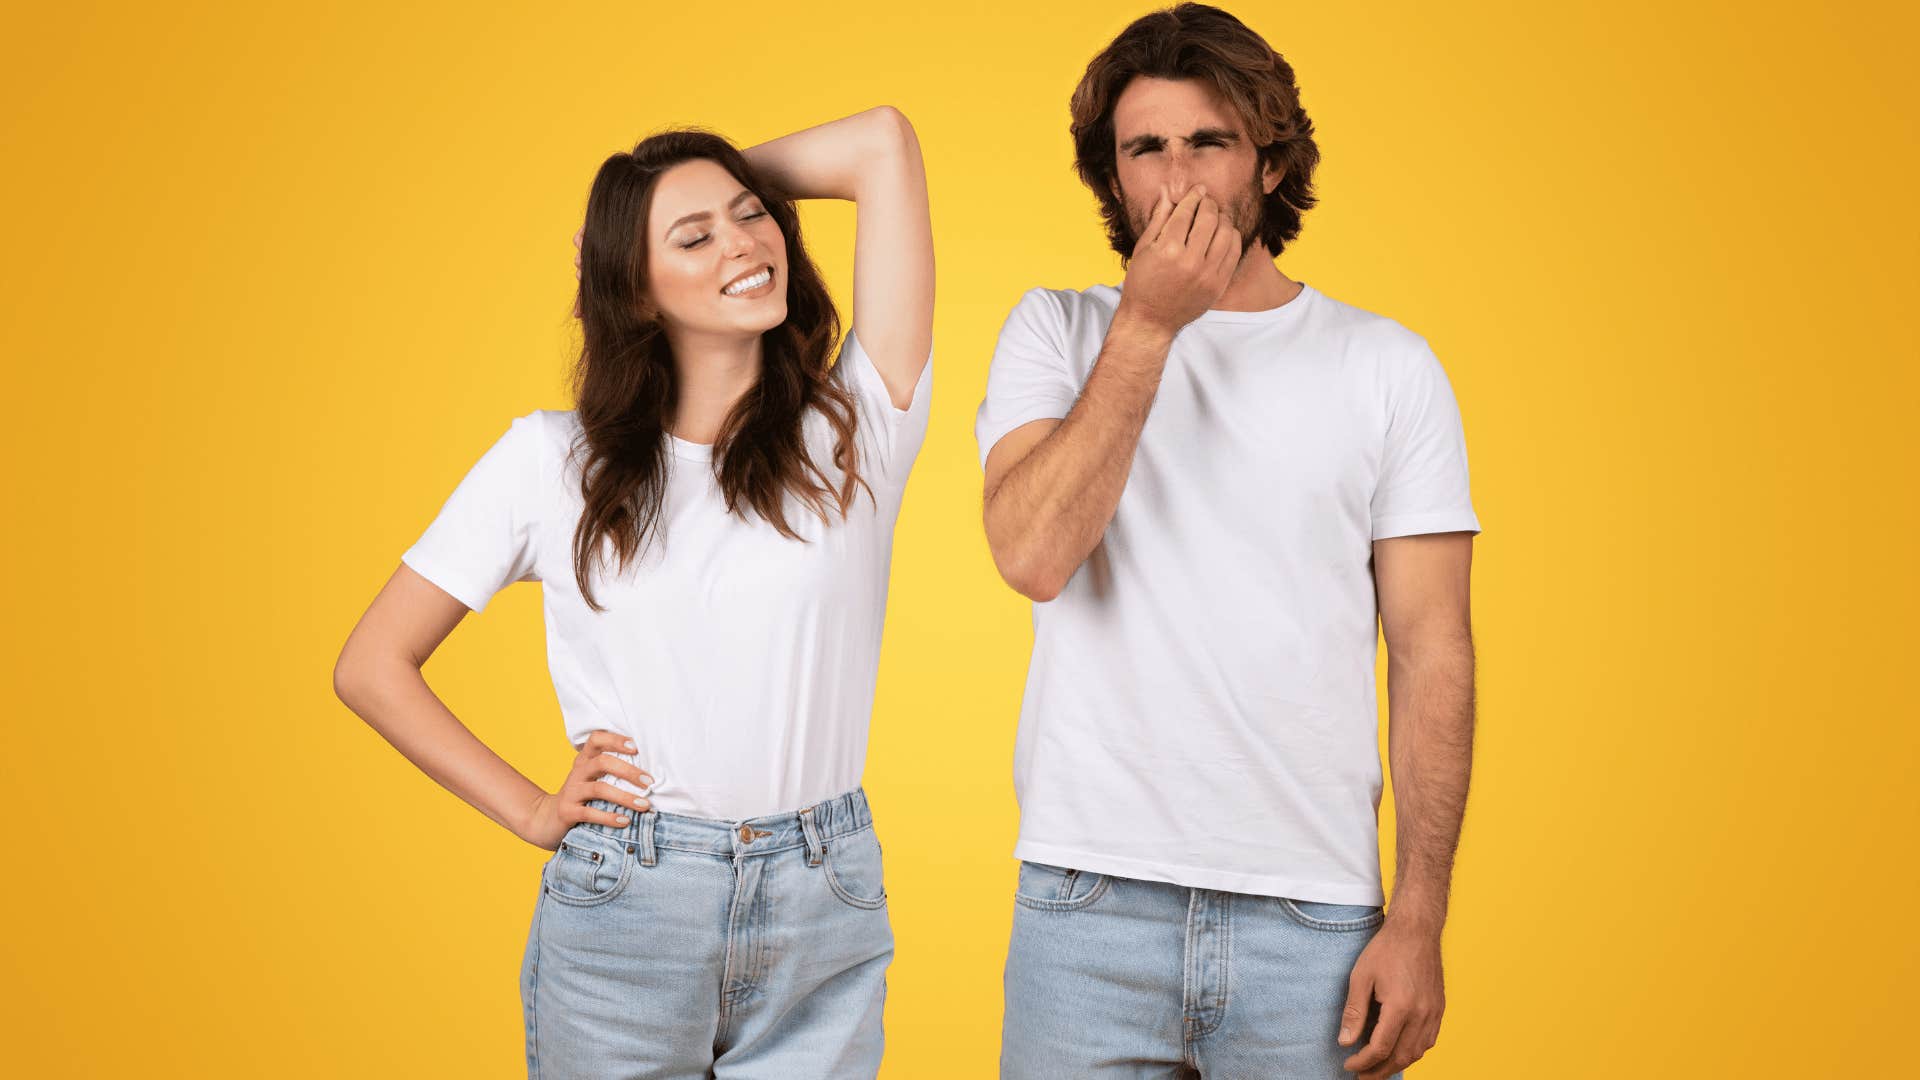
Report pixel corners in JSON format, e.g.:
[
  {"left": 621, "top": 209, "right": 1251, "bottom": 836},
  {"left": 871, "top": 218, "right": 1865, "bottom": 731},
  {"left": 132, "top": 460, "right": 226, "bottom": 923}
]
[
  {"left": 1140, "top": 184, "right": 1174, "bottom": 247},
  {"left": 1337, "top": 968, "right": 1373, "bottom": 1046},
  {"left": 1162, "top": 185, "right": 1206, "bottom": 248},
  {"left": 1190, "top": 196, "right": 1219, "bottom": 252},
  {"left": 1344, "top": 1000, "right": 1408, "bottom": 1072},
  {"left": 1207, "top": 220, "right": 1242, "bottom": 272},
  {"left": 573, "top": 227, "right": 583, "bottom": 248}
]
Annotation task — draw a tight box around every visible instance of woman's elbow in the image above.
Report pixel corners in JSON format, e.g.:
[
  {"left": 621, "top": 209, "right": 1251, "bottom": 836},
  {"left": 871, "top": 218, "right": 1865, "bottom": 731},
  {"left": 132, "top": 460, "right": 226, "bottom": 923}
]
[
  {"left": 865, "top": 105, "right": 919, "bottom": 157},
  {"left": 332, "top": 638, "right": 393, "bottom": 716}
]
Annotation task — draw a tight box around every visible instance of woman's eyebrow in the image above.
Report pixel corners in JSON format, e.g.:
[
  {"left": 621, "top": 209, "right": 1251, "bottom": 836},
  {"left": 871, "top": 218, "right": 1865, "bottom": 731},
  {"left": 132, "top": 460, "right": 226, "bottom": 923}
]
[{"left": 666, "top": 190, "right": 757, "bottom": 235}]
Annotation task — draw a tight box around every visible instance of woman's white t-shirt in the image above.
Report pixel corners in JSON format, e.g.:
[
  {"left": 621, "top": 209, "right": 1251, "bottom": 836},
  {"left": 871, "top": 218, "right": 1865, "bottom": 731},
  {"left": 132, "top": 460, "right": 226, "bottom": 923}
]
[{"left": 402, "top": 332, "right": 932, "bottom": 820}]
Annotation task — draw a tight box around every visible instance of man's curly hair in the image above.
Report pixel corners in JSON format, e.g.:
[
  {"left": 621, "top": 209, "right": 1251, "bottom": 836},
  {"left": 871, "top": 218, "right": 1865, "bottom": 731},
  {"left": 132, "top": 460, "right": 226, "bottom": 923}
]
[{"left": 1069, "top": 3, "right": 1321, "bottom": 262}]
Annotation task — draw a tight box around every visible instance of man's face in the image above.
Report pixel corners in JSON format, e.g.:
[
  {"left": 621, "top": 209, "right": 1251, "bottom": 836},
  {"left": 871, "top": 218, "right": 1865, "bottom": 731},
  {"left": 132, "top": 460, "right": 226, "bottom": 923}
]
[{"left": 1108, "top": 76, "right": 1280, "bottom": 253}]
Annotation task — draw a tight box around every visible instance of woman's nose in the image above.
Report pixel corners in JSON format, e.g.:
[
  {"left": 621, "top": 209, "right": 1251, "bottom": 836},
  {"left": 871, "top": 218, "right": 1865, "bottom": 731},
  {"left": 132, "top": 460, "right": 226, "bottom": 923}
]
[{"left": 720, "top": 223, "right": 755, "bottom": 259}]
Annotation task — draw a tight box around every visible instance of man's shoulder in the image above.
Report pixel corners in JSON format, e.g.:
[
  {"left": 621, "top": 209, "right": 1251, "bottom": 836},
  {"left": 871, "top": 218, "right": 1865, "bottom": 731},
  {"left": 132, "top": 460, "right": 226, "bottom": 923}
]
[
  {"left": 1004, "top": 282, "right": 1123, "bottom": 324},
  {"left": 1301, "top": 284, "right": 1431, "bottom": 358}
]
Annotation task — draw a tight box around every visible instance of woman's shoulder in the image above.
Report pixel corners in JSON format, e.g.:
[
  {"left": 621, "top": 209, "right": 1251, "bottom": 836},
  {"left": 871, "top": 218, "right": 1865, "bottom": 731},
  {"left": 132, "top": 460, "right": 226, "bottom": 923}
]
[
  {"left": 476, "top": 408, "right": 583, "bottom": 489},
  {"left": 501, "top": 408, "right": 581, "bottom": 452}
]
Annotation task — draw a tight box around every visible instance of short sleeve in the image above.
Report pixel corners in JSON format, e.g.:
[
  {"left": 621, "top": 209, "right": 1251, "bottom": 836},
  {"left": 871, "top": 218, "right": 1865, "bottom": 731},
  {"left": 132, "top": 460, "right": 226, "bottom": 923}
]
[
  {"left": 974, "top": 288, "right": 1081, "bottom": 469},
  {"left": 401, "top": 411, "right": 552, "bottom": 612},
  {"left": 836, "top": 328, "right": 933, "bottom": 491},
  {"left": 1370, "top": 340, "right": 1482, "bottom": 540}
]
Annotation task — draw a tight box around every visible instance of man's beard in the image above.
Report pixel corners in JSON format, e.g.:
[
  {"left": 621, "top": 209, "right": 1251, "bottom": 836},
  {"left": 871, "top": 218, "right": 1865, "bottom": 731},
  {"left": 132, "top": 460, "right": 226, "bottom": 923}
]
[{"left": 1120, "top": 177, "right": 1263, "bottom": 259}]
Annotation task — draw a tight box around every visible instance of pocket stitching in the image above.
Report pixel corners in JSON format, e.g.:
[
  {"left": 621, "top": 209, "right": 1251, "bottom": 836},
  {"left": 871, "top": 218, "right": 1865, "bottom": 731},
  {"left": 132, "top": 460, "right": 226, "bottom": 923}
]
[
  {"left": 1279, "top": 897, "right": 1384, "bottom": 931},
  {"left": 1014, "top": 871, "right": 1110, "bottom": 912},
  {"left": 821, "top": 831, "right": 887, "bottom": 910},
  {"left": 543, "top": 833, "right": 632, "bottom": 907}
]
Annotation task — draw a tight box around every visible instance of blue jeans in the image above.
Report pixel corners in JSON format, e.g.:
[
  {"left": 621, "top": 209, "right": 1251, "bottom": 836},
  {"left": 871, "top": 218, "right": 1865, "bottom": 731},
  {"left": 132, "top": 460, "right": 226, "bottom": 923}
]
[
  {"left": 520, "top": 788, "right": 893, "bottom": 1079},
  {"left": 1001, "top": 862, "right": 1402, "bottom": 1079}
]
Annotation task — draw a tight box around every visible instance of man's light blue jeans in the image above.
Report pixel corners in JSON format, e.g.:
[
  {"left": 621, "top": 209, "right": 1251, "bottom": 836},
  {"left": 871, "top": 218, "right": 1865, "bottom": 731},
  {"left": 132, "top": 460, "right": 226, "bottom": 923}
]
[{"left": 1002, "top": 861, "right": 1403, "bottom": 1078}]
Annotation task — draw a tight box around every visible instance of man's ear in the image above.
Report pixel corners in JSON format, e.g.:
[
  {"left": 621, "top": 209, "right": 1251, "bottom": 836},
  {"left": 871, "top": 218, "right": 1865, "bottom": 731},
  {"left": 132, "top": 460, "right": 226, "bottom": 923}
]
[
  {"left": 1109, "top": 175, "right": 1125, "bottom": 205},
  {"left": 1261, "top": 155, "right": 1285, "bottom": 196}
]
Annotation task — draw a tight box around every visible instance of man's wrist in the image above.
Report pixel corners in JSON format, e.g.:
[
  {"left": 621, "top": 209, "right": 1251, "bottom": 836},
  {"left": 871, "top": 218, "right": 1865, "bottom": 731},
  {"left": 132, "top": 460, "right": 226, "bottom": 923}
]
[
  {"left": 1383, "top": 892, "right": 1448, "bottom": 938},
  {"left": 1109, "top": 300, "right": 1178, "bottom": 352}
]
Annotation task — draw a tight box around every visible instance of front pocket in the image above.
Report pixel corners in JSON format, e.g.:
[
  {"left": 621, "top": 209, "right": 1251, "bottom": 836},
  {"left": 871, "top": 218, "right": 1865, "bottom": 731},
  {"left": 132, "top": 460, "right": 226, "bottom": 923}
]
[
  {"left": 541, "top": 828, "right": 632, "bottom": 907},
  {"left": 821, "top": 827, "right": 887, "bottom": 910},
  {"left": 1279, "top": 897, "right": 1385, "bottom": 931},
  {"left": 1012, "top": 862, "right": 1110, "bottom": 912}
]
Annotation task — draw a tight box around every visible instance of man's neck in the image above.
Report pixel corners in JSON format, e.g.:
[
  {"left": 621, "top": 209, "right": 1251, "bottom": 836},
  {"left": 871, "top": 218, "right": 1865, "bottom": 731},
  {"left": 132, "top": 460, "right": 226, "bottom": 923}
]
[{"left": 1211, "top": 246, "right": 1302, "bottom": 312}]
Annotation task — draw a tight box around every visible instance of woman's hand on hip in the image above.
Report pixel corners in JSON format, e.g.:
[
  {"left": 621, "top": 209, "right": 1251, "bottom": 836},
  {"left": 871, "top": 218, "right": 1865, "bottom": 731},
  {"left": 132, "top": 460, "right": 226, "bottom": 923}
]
[{"left": 519, "top": 729, "right": 653, "bottom": 850}]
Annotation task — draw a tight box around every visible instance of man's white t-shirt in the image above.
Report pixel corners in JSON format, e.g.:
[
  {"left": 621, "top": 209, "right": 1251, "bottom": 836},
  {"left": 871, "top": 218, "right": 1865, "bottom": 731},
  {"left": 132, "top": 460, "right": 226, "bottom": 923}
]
[
  {"left": 975, "top": 281, "right": 1479, "bottom": 905},
  {"left": 403, "top": 332, "right": 931, "bottom": 821}
]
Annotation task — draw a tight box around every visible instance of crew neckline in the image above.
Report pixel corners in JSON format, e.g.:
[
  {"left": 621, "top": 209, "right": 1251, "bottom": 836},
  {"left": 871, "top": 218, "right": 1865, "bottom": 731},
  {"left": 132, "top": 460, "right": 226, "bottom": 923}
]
[
  {"left": 667, "top": 432, "right": 714, "bottom": 461},
  {"left": 1110, "top": 279, "right": 1316, "bottom": 325}
]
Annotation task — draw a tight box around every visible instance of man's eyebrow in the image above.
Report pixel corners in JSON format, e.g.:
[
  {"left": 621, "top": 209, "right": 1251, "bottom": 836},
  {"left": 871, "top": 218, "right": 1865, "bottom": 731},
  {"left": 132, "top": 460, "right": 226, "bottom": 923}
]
[
  {"left": 1189, "top": 127, "right": 1241, "bottom": 144},
  {"left": 1119, "top": 128, "right": 1244, "bottom": 154},
  {"left": 665, "top": 190, "right": 757, "bottom": 235}
]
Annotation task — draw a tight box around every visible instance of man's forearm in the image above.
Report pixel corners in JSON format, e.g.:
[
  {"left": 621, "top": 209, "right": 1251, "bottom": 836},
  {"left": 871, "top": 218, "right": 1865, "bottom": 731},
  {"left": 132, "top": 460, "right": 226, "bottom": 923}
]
[
  {"left": 1384, "top": 628, "right": 1476, "bottom": 933},
  {"left": 984, "top": 309, "right": 1174, "bottom": 599}
]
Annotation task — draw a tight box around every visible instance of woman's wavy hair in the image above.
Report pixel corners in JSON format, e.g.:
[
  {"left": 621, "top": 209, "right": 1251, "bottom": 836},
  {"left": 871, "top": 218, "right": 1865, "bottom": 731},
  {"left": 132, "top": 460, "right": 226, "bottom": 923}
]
[
  {"left": 570, "top": 129, "right": 867, "bottom": 612},
  {"left": 1069, "top": 3, "right": 1321, "bottom": 262}
]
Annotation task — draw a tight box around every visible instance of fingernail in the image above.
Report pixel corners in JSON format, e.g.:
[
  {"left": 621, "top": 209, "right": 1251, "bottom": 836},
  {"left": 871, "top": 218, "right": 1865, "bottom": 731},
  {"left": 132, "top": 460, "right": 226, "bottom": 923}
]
[
  {"left": 615, "top": 816, "right": 629, "bottom": 824},
  {"left": 624, "top": 741, "right": 637, "bottom": 752}
]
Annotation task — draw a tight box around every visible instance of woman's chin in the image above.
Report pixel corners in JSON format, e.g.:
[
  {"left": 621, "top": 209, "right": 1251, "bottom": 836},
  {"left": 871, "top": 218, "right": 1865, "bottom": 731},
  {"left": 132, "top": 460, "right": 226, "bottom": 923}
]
[{"left": 739, "top": 300, "right": 789, "bottom": 336}]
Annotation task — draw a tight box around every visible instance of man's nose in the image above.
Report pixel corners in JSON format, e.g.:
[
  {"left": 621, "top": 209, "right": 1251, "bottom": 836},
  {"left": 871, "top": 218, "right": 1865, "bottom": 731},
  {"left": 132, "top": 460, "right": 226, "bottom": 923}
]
[{"left": 1166, "top": 162, "right": 1194, "bottom": 202}]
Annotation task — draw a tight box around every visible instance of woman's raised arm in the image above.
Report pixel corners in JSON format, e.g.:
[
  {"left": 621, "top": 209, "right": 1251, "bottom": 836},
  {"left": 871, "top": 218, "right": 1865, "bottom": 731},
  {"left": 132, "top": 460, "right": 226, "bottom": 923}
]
[{"left": 742, "top": 106, "right": 933, "bottom": 408}]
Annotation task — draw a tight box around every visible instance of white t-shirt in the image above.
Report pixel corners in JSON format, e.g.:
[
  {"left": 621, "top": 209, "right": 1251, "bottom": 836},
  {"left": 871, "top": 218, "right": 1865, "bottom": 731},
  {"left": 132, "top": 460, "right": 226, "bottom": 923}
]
[
  {"left": 403, "top": 332, "right": 932, "bottom": 821},
  {"left": 975, "top": 281, "right": 1479, "bottom": 905}
]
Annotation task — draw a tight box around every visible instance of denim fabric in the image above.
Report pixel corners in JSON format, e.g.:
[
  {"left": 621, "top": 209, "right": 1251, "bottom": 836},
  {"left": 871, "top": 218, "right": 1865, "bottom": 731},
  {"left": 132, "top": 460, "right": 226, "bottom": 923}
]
[
  {"left": 520, "top": 788, "right": 893, "bottom": 1079},
  {"left": 1001, "top": 862, "right": 1402, "bottom": 1079}
]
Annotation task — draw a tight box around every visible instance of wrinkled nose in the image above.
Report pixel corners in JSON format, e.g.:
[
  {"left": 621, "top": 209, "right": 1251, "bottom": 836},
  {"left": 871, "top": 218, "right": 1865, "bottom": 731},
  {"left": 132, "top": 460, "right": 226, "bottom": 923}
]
[{"left": 1166, "top": 159, "right": 1194, "bottom": 202}]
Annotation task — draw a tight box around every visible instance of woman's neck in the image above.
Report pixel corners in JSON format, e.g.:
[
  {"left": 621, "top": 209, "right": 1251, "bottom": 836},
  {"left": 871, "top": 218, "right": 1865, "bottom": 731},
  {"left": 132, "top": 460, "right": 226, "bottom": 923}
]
[{"left": 664, "top": 329, "right": 763, "bottom": 446}]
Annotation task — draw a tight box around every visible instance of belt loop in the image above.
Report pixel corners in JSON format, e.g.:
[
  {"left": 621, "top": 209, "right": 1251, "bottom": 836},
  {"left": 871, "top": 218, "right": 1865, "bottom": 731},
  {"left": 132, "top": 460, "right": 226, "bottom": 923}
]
[
  {"left": 639, "top": 810, "right": 658, "bottom": 867},
  {"left": 798, "top": 805, "right": 825, "bottom": 867}
]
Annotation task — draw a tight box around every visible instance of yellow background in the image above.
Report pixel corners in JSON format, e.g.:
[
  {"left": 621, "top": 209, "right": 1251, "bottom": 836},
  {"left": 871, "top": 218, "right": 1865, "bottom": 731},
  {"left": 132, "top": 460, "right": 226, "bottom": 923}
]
[{"left": 3, "top": 1, "right": 1915, "bottom": 1076}]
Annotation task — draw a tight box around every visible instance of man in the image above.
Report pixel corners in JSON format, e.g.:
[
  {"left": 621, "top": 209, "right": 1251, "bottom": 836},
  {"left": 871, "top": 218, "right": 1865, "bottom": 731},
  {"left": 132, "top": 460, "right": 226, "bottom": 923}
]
[{"left": 977, "top": 5, "right": 1478, "bottom": 1078}]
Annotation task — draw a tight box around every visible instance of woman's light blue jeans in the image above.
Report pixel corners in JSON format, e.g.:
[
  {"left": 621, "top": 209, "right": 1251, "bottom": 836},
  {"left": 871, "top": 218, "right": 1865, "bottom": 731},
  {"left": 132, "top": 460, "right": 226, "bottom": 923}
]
[{"left": 520, "top": 788, "right": 893, "bottom": 1079}]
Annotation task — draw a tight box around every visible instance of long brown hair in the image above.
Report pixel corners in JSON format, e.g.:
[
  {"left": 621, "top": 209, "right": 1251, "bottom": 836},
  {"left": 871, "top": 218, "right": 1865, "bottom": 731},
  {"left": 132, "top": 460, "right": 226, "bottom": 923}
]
[
  {"left": 1069, "top": 2, "right": 1321, "bottom": 261},
  {"left": 570, "top": 129, "right": 867, "bottom": 612}
]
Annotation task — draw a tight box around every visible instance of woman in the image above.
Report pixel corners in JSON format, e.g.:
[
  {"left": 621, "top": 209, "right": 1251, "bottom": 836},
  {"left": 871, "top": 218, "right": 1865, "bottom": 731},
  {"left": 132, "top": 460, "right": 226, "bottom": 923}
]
[{"left": 332, "top": 106, "right": 933, "bottom": 1078}]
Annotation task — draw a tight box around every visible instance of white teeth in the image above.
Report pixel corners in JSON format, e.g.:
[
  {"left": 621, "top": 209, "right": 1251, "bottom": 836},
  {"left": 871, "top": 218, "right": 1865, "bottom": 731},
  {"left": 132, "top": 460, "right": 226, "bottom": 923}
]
[{"left": 723, "top": 268, "right": 771, "bottom": 296}]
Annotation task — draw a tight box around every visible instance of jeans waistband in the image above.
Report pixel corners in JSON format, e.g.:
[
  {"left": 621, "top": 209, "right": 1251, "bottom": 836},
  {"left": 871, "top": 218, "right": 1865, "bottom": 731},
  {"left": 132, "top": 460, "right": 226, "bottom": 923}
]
[{"left": 578, "top": 786, "right": 873, "bottom": 860}]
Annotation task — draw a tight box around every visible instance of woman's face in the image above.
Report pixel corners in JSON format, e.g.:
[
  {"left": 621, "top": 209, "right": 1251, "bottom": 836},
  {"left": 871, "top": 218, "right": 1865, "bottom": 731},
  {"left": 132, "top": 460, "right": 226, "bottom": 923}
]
[{"left": 643, "top": 158, "right": 789, "bottom": 339}]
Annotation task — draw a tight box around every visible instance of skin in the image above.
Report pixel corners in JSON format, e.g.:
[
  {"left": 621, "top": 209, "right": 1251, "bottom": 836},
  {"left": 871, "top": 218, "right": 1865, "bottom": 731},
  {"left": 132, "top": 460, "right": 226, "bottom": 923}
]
[
  {"left": 332, "top": 106, "right": 932, "bottom": 853},
  {"left": 979, "top": 75, "right": 1473, "bottom": 1079}
]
